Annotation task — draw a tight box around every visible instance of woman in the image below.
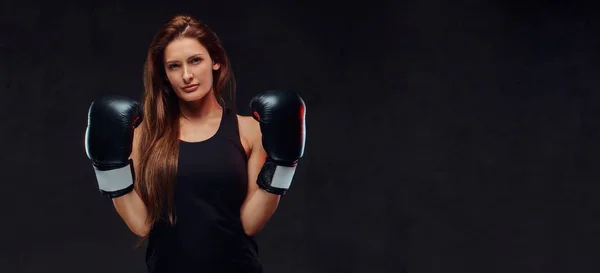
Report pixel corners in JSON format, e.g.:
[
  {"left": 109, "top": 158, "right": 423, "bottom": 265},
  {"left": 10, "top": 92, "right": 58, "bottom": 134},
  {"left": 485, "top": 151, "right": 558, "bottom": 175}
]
[{"left": 84, "top": 14, "right": 306, "bottom": 273}]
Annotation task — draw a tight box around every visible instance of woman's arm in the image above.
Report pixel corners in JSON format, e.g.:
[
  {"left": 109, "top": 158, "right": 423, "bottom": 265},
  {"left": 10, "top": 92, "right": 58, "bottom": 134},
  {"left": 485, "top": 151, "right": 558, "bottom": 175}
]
[
  {"left": 111, "top": 128, "right": 151, "bottom": 237},
  {"left": 240, "top": 117, "right": 281, "bottom": 236},
  {"left": 112, "top": 189, "right": 150, "bottom": 237}
]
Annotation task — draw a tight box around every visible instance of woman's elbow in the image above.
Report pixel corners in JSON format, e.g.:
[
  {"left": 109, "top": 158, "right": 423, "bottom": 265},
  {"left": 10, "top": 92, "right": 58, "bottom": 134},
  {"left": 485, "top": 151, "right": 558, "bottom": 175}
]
[
  {"left": 132, "top": 227, "right": 149, "bottom": 237},
  {"left": 242, "top": 220, "right": 268, "bottom": 236},
  {"left": 244, "top": 226, "right": 260, "bottom": 237},
  {"left": 128, "top": 222, "right": 150, "bottom": 237}
]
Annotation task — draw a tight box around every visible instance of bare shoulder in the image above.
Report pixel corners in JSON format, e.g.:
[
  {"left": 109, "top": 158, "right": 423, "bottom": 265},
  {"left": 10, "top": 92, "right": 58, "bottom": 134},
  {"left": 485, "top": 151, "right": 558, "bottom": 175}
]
[{"left": 237, "top": 115, "right": 261, "bottom": 149}]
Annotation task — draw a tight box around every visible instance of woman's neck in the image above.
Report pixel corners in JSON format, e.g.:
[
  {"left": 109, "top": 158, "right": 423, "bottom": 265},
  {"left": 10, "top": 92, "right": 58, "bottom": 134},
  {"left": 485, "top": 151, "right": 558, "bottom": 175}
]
[{"left": 178, "top": 92, "right": 222, "bottom": 123}]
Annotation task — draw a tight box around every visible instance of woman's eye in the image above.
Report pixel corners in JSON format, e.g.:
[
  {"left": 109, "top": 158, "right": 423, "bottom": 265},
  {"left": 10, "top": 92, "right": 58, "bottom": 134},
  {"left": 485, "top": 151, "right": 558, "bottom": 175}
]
[
  {"left": 168, "top": 64, "right": 180, "bottom": 69},
  {"left": 191, "top": 57, "right": 202, "bottom": 63}
]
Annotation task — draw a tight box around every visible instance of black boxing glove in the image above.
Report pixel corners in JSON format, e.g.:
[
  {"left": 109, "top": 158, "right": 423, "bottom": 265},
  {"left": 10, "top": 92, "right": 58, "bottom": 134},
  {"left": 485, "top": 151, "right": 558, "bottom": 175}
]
[
  {"left": 250, "top": 90, "right": 306, "bottom": 195},
  {"left": 85, "top": 95, "right": 143, "bottom": 198}
]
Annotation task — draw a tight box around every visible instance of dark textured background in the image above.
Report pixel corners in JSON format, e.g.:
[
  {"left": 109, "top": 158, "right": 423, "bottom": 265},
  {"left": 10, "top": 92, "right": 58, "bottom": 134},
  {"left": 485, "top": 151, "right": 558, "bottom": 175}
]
[{"left": 1, "top": 0, "right": 600, "bottom": 272}]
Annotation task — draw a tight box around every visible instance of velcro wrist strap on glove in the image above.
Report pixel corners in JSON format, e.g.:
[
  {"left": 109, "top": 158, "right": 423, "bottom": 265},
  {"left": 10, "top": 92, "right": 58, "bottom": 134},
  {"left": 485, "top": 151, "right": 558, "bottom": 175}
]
[
  {"left": 257, "top": 158, "right": 297, "bottom": 195},
  {"left": 92, "top": 161, "right": 135, "bottom": 198}
]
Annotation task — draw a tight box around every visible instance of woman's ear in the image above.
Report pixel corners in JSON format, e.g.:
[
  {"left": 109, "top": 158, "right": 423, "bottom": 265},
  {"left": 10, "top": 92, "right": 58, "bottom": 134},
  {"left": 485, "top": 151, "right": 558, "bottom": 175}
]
[{"left": 213, "top": 61, "right": 221, "bottom": 70}]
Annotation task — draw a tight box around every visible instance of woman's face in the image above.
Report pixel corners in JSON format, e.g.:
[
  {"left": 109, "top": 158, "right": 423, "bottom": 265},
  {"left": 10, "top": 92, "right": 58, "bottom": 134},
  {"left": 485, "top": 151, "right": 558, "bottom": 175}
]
[{"left": 163, "top": 37, "right": 220, "bottom": 102}]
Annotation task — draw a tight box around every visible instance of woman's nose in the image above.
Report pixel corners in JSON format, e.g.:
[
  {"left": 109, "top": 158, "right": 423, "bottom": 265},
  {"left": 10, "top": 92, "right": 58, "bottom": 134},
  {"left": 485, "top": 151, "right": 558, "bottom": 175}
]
[{"left": 183, "top": 67, "right": 193, "bottom": 82}]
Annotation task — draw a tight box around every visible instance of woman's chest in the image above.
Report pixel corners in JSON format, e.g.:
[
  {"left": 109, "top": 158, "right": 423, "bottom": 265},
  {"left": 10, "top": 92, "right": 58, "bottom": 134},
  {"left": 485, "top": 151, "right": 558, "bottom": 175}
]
[{"left": 176, "top": 139, "right": 248, "bottom": 199}]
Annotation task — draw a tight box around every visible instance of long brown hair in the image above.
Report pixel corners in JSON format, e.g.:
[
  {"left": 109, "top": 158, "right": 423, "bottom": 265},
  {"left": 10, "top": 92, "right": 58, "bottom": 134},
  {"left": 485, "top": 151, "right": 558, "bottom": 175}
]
[{"left": 136, "top": 14, "right": 236, "bottom": 238}]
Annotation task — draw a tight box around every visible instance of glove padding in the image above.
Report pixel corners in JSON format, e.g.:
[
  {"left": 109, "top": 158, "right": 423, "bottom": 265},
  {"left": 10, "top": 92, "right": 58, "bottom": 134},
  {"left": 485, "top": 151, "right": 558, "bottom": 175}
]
[
  {"left": 85, "top": 95, "right": 143, "bottom": 198},
  {"left": 250, "top": 90, "right": 306, "bottom": 195}
]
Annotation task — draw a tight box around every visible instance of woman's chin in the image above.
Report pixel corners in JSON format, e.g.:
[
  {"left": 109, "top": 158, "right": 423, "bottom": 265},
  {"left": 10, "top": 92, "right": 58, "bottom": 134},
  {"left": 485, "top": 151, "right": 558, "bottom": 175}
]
[{"left": 177, "top": 90, "right": 209, "bottom": 102}]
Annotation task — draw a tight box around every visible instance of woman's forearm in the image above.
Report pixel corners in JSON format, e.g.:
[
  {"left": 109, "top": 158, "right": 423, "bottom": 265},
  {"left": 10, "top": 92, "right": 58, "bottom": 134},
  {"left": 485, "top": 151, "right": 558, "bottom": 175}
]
[
  {"left": 240, "top": 189, "right": 281, "bottom": 236},
  {"left": 112, "top": 189, "right": 150, "bottom": 237}
]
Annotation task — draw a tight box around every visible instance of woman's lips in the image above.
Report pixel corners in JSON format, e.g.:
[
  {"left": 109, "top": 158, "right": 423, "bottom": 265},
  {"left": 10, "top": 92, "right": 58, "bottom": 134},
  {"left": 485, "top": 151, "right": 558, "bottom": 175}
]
[{"left": 182, "top": 84, "right": 199, "bottom": 92}]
